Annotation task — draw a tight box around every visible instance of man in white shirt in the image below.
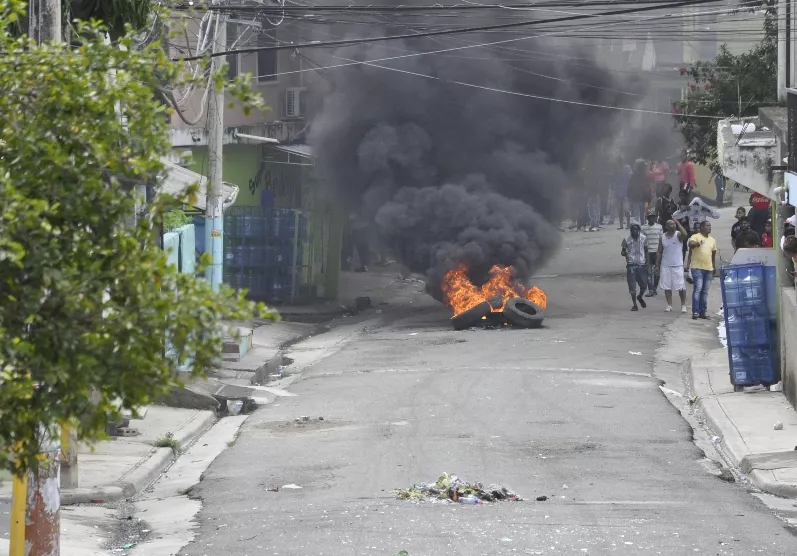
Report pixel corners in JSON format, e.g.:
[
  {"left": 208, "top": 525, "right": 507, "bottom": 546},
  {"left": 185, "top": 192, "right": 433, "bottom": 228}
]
[{"left": 656, "top": 219, "right": 689, "bottom": 313}]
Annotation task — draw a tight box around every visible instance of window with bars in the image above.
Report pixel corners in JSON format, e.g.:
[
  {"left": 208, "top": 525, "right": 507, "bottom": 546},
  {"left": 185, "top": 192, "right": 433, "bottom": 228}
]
[
  {"left": 257, "top": 31, "right": 278, "bottom": 83},
  {"left": 227, "top": 23, "right": 238, "bottom": 81}
]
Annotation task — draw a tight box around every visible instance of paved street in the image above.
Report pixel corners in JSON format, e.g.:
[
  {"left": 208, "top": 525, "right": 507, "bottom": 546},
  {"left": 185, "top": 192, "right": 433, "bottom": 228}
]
[{"left": 178, "top": 208, "right": 797, "bottom": 555}]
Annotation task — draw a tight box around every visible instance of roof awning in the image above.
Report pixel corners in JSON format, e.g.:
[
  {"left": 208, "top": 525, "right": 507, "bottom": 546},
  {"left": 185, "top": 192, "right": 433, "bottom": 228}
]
[
  {"left": 159, "top": 159, "right": 239, "bottom": 211},
  {"left": 269, "top": 143, "right": 314, "bottom": 159}
]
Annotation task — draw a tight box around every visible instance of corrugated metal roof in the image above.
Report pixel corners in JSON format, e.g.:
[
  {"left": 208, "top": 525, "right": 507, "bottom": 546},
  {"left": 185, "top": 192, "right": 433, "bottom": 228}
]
[
  {"left": 270, "top": 144, "right": 314, "bottom": 159},
  {"left": 159, "top": 159, "right": 238, "bottom": 211}
]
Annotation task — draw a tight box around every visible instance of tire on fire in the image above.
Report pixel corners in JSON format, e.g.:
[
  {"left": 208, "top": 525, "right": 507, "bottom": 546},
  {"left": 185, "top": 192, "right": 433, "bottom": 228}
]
[
  {"left": 503, "top": 297, "right": 544, "bottom": 328},
  {"left": 451, "top": 301, "right": 492, "bottom": 330}
]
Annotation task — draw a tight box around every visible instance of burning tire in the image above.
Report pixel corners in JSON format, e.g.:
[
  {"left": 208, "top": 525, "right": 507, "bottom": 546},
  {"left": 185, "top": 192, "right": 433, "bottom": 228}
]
[
  {"left": 451, "top": 301, "right": 492, "bottom": 330},
  {"left": 503, "top": 297, "right": 544, "bottom": 328}
]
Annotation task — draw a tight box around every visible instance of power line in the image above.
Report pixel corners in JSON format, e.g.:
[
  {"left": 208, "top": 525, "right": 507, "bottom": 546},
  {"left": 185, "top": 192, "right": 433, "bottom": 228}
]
[
  {"left": 173, "top": 0, "right": 727, "bottom": 61},
  {"left": 236, "top": 0, "right": 771, "bottom": 80},
  {"left": 329, "top": 52, "right": 726, "bottom": 119}
]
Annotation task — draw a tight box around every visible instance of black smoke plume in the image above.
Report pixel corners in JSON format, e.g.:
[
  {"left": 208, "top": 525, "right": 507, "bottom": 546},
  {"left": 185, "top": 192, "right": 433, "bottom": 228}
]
[{"left": 307, "top": 2, "right": 645, "bottom": 299}]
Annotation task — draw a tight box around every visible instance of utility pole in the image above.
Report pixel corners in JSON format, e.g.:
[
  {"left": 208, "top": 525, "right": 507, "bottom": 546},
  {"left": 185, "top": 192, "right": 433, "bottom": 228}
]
[
  {"left": 28, "top": 0, "right": 61, "bottom": 43},
  {"left": 779, "top": 0, "right": 787, "bottom": 101},
  {"left": 17, "top": 3, "right": 64, "bottom": 556},
  {"left": 205, "top": 2, "right": 227, "bottom": 291}
]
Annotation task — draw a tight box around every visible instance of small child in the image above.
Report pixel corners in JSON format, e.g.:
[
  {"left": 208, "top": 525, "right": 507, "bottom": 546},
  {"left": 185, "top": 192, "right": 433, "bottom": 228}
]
[
  {"left": 761, "top": 219, "right": 774, "bottom": 248},
  {"left": 641, "top": 208, "right": 663, "bottom": 295}
]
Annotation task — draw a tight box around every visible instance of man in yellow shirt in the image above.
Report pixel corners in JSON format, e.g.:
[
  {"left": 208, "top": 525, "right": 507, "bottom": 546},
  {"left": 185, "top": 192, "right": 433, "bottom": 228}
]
[{"left": 687, "top": 221, "right": 717, "bottom": 320}]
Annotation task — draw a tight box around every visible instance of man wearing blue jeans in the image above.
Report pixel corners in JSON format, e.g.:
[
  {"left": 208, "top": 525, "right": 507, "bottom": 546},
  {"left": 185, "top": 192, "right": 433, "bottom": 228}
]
[
  {"left": 687, "top": 221, "right": 717, "bottom": 320},
  {"left": 621, "top": 223, "right": 649, "bottom": 311}
]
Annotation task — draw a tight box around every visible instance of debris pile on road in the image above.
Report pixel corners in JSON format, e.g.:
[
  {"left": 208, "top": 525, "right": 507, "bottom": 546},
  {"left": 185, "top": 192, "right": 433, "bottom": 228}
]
[{"left": 393, "top": 472, "right": 523, "bottom": 504}]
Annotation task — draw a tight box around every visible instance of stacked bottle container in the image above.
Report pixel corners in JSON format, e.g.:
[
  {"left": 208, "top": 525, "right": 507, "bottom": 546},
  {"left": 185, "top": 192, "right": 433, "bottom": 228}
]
[
  {"left": 223, "top": 207, "right": 307, "bottom": 303},
  {"left": 719, "top": 263, "right": 776, "bottom": 387}
]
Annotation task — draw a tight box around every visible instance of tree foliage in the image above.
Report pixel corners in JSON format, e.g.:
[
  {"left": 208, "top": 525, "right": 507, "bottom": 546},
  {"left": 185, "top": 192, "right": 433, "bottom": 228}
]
[
  {"left": 0, "top": 0, "right": 276, "bottom": 476},
  {"left": 674, "top": 14, "right": 777, "bottom": 168},
  {"left": 68, "top": 0, "right": 151, "bottom": 39}
]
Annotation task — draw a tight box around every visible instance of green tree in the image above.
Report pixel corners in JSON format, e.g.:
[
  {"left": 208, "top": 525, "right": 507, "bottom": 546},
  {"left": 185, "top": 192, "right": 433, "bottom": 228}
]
[
  {"left": 674, "top": 15, "right": 777, "bottom": 169},
  {"left": 0, "top": 0, "right": 275, "bottom": 476},
  {"left": 68, "top": 0, "right": 152, "bottom": 38}
]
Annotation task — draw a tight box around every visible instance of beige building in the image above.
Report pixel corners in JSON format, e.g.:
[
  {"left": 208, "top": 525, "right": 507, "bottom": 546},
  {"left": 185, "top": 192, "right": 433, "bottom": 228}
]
[{"left": 166, "top": 12, "right": 342, "bottom": 303}]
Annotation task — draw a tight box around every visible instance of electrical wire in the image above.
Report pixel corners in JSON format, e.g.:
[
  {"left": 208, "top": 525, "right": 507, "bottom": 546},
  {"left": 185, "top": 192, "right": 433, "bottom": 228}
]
[
  {"left": 238, "top": 0, "right": 772, "bottom": 80},
  {"left": 328, "top": 51, "right": 725, "bottom": 118},
  {"left": 173, "top": 0, "right": 729, "bottom": 61}
]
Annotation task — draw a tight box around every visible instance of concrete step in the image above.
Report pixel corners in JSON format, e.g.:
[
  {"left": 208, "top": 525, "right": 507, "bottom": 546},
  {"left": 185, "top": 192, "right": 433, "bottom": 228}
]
[
  {"left": 217, "top": 346, "right": 283, "bottom": 384},
  {"left": 222, "top": 326, "right": 253, "bottom": 361}
]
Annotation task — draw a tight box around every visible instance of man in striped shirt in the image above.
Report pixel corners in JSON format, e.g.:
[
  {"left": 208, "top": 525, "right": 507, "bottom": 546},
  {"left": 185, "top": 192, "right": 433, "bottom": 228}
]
[
  {"left": 641, "top": 208, "right": 663, "bottom": 296},
  {"left": 621, "top": 222, "right": 649, "bottom": 311}
]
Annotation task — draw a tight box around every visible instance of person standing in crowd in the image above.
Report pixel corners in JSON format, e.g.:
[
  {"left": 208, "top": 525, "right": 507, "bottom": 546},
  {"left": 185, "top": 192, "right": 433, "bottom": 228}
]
[
  {"left": 654, "top": 183, "right": 677, "bottom": 227},
  {"left": 587, "top": 176, "right": 603, "bottom": 232},
  {"left": 747, "top": 193, "right": 771, "bottom": 237},
  {"left": 675, "top": 189, "right": 692, "bottom": 265},
  {"left": 784, "top": 236, "right": 797, "bottom": 277},
  {"left": 672, "top": 196, "right": 720, "bottom": 235},
  {"left": 676, "top": 151, "right": 696, "bottom": 194},
  {"left": 621, "top": 222, "right": 649, "bottom": 311},
  {"left": 616, "top": 160, "right": 632, "bottom": 229},
  {"left": 650, "top": 159, "right": 671, "bottom": 198},
  {"left": 628, "top": 159, "right": 651, "bottom": 225},
  {"left": 641, "top": 208, "right": 663, "bottom": 296},
  {"left": 761, "top": 219, "right": 774, "bottom": 248},
  {"left": 687, "top": 221, "right": 717, "bottom": 320},
  {"left": 711, "top": 168, "right": 726, "bottom": 207},
  {"left": 657, "top": 218, "right": 689, "bottom": 313},
  {"left": 731, "top": 207, "right": 747, "bottom": 251}
]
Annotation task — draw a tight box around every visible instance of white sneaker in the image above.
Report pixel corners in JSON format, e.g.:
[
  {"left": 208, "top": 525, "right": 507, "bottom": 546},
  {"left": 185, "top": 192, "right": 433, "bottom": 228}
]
[
  {"left": 665, "top": 306, "right": 672, "bottom": 312},
  {"left": 681, "top": 306, "right": 688, "bottom": 313}
]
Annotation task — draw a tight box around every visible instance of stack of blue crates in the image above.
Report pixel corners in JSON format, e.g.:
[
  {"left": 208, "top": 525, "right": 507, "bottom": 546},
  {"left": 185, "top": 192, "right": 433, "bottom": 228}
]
[
  {"left": 223, "top": 207, "right": 308, "bottom": 302},
  {"left": 720, "top": 263, "right": 777, "bottom": 387}
]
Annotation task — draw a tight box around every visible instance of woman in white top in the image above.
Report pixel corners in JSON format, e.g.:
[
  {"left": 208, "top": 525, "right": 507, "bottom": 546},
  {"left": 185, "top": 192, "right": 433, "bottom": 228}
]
[{"left": 656, "top": 219, "right": 689, "bottom": 313}]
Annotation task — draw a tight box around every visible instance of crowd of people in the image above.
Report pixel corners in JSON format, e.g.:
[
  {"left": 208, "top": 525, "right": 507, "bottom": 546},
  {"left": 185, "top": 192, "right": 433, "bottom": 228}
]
[
  {"left": 614, "top": 162, "right": 781, "bottom": 319},
  {"left": 569, "top": 152, "right": 707, "bottom": 233}
]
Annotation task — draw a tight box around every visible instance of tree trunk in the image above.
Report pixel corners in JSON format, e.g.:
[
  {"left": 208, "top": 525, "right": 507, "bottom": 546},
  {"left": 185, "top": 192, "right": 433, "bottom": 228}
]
[{"left": 25, "top": 432, "right": 60, "bottom": 556}]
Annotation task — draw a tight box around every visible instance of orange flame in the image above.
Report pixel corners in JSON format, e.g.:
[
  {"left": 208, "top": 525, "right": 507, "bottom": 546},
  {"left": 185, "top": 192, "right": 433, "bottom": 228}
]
[{"left": 442, "top": 264, "right": 548, "bottom": 316}]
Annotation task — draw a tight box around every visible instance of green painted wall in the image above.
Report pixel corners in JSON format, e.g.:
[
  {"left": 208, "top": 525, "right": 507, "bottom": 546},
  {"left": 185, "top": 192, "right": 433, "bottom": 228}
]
[
  {"left": 183, "top": 145, "right": 343, "bottom": 300},
  {"left": 188, "top": 145, "right": 303, "bottom": 208}
]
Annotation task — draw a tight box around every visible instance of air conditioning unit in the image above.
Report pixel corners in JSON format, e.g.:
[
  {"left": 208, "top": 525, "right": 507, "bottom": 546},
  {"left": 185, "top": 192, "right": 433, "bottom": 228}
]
[{"left": 284, "top": 87, "right": 306, "bottom": 119}]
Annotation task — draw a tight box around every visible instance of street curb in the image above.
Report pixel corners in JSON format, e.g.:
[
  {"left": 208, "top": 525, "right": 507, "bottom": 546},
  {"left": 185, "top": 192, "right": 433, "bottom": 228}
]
[
  {"left": 690, "top": 356, "right": 797, "bottom": 499},
  {"left": 61, "top": 410, "right": 217, "bottom": 505}
]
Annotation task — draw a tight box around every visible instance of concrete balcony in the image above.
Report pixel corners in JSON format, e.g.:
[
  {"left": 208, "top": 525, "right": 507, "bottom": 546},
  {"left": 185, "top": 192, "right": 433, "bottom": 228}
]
[{"left": 717, "top": 112, "right": 781, "bottom": 200}]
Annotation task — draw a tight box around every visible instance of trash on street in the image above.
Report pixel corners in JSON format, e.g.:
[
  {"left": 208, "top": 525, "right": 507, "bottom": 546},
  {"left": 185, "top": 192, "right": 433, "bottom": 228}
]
[{"left": 393, "top": 472, "right": 523, "bottom": 503}]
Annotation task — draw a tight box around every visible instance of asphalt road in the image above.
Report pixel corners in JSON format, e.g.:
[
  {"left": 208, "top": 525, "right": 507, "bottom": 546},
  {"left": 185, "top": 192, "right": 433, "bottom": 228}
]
[
  {"left": 184, "top": 212, "right": 797, "bottom": 555},
  {"left": 0, "top": 500, "right": 8, "bottom": 542}
]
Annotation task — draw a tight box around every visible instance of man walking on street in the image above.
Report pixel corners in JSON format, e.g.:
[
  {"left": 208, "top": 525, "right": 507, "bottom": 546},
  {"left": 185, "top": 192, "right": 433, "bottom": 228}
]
[
  {"left": 677, "top": 151, "right": 696, "bottom": 194},
  {"left": 687, "top": 221, "right": 717, "bottom": 320},
  {"left": 621, "top": 222, "right": 649, "bottom": 311},
  {"left": 616, "top": 160, "right": 632, "bottom": 229},
  {"left": 629, "top": 159, "right": 651, "bottom": 225},
  {"left": 655, "top": 183, "right": 677, "bottom": 227},
  {"left": 650, "top": 159, "right": 670, "bottom": 198},
  {"left": 641, "top": 208, "right": 663, "bottom": 296},
  {"left": 657, "top": 219, "right": 689, "bottom": 313}
]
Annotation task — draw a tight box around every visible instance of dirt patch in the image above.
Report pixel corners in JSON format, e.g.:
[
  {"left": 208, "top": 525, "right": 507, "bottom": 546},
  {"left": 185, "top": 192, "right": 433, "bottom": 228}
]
[{"left": 254, "top": 418, "right": 353, "bottom": 435}]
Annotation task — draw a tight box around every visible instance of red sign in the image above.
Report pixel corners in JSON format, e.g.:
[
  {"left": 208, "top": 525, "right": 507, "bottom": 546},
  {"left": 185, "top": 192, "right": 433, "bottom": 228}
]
[{"left": 750, "top": 193, "right": 770, "bottom": 210}]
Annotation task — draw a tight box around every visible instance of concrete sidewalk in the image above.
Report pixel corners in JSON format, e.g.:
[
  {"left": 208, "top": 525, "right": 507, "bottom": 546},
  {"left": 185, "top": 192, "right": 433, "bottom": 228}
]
[
  {"left": 0, "top": 406, "right": 215, "bottom": 507},
  {"left": 690, "top": 347, "right": 797, "bottom": 497}
]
